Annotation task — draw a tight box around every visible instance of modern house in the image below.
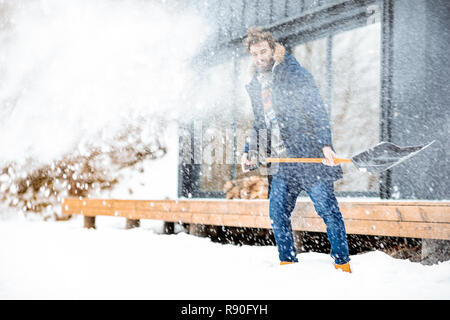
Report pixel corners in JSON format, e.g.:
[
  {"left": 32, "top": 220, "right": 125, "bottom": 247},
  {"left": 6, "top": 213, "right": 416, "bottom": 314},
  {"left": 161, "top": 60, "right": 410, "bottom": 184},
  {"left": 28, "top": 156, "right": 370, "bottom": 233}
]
[{"left": 177, "top": 0, "right": 449, "bottom": 201}]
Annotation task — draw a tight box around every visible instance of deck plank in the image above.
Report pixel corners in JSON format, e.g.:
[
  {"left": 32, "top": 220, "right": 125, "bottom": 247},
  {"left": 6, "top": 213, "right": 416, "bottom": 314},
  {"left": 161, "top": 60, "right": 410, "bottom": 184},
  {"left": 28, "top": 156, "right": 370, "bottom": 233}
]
[{"left": 61, "top": 198, "right": 450, "bottom": 240}]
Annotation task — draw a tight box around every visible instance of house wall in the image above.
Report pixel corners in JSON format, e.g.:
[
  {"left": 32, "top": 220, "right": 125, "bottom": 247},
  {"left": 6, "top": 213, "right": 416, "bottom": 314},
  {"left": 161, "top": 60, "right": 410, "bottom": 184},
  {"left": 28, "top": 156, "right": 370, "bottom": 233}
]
[
  {"left": 179, "top": 0, "right": 449, "bottom": 200},
  {"left": 389, "top": 0, "right": 449, "bottom": 199}
]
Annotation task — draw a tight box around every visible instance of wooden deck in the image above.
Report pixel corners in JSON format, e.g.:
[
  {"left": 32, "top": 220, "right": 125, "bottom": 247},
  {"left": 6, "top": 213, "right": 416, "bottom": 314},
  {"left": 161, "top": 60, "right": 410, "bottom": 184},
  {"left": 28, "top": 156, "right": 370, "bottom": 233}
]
[{"left": 61, "top": 198, "right": 450, "bottom": 240}]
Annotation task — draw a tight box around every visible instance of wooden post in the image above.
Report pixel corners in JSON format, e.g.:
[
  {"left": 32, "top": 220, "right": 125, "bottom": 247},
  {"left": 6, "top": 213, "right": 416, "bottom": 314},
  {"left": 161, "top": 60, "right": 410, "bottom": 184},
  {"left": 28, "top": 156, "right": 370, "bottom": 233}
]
[
  {"left": 182, "top": 223, "right": 190, "bottom": 233},
  {"left": 164, "top": 222, "right": 175, "bottom": 234},
  {"left": 421, "top": 239, "right": 450, "bottom": 265},
  {"left": 84, "top": 216, "right": 96, "bottom": 229},
  {"left": 189, "top": 224, "right": 208, "bottom": 237},
  {"left": 126, "top": 219, "right": 140, "bottom": 229},
  {"left": 294, "top": 231, "right": 304, "bottom": 253}
]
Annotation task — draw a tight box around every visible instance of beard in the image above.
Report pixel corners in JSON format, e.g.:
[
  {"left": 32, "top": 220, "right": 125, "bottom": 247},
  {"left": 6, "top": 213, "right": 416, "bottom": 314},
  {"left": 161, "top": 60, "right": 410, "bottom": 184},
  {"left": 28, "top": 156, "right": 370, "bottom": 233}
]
[{"left": 257, "top": 58, "right": 275, "bottom": 73}]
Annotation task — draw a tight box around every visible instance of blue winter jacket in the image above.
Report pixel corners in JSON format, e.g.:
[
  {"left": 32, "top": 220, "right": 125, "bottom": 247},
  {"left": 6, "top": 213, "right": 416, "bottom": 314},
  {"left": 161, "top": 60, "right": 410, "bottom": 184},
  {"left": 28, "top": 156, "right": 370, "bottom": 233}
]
[{"left": 243, "top": 44, "right": 343, "bottom": 188}]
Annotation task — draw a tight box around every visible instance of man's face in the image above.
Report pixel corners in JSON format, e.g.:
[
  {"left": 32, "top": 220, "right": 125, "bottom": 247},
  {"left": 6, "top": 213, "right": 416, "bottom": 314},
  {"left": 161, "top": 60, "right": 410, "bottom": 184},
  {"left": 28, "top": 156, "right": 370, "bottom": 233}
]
[{"left": 249, "top": 41, "right": 274, "bottom": 72}]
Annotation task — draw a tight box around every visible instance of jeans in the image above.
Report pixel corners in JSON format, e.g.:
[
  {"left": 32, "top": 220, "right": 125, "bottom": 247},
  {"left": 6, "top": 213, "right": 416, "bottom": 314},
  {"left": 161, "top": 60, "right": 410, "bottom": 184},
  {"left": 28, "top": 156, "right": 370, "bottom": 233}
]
[{"left": 269, "top": 175, "right": 350, "bottom": 265}]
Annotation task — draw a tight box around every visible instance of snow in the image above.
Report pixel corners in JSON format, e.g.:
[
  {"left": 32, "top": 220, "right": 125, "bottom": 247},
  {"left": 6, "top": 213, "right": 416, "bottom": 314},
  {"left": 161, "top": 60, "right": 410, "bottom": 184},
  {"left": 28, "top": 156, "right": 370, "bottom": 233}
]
[
  {"left": 0, "top": 0, "right": 208, "bottom": 164},
  {"left": 1, "top": 214, "right": 449, "bottom": 299},
  {"left": 96, "top": 122, "right": 179, "bottom": 200}
]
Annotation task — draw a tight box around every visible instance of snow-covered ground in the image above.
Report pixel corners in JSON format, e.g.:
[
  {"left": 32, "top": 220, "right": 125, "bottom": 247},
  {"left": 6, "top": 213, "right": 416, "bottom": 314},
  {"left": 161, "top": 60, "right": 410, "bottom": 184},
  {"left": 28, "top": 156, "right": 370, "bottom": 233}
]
[{"left": 1, "top": 214, "right": 449, "bottom": 300}]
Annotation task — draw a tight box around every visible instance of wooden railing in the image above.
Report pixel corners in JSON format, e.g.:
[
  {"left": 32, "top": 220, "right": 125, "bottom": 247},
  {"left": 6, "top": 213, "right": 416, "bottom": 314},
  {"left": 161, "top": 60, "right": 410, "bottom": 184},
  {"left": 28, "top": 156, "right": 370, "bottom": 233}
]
[{"left": 61, "top": 198, "right": 450, "bottom": 240}]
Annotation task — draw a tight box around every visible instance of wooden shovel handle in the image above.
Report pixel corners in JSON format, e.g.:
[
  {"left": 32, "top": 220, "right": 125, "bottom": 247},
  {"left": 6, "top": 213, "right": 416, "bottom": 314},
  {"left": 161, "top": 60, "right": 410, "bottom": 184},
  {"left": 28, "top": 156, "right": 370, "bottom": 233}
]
[{"left": 265, "top": 158, "right": 352, "bottom": 164}]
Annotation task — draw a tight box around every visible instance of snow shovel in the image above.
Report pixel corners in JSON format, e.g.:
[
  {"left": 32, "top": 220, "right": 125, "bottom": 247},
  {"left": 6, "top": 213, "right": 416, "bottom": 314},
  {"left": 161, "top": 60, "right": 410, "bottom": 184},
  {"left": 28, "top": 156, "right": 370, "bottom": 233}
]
[{"left": 247, "top": 140, "right": 435, "bottom": 174}]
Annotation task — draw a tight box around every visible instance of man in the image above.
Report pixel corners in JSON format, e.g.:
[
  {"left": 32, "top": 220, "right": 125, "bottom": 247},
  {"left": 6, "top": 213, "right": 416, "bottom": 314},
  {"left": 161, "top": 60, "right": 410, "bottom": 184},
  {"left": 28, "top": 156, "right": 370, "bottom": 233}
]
[{"left": 241, "top": 27, "right": 351, "bottom": 272}]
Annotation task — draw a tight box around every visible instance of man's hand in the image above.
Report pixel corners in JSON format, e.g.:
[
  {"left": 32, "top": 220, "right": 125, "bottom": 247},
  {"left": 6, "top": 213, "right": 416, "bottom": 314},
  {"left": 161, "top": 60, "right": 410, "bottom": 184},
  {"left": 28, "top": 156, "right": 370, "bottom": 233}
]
[
  {"left": 322, "top": 146, "right": 338, "bottom": 166},
  {"left": 241, "top": 152, "right": 257, "bottom": 172}
]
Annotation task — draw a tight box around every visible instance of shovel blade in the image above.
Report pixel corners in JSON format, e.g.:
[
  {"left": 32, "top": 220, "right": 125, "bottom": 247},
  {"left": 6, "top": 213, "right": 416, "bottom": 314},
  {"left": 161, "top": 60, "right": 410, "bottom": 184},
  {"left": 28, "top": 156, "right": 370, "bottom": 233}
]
[{"left": 351, "top": 140, "right": 435, "bottom": 174}]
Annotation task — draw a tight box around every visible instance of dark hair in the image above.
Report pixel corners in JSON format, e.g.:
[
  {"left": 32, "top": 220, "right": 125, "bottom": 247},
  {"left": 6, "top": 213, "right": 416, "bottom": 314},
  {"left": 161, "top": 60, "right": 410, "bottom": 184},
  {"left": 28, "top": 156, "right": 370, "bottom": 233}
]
[{"left": 243, "top": 26, "right": 276, "bottom": 52}]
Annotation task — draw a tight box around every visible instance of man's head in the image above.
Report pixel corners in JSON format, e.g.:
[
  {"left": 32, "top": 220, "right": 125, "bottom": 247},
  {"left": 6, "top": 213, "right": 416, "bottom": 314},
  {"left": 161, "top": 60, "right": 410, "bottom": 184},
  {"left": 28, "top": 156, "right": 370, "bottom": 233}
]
[{"left": 243, "top": 27, "right": 276, "bottom": 72}]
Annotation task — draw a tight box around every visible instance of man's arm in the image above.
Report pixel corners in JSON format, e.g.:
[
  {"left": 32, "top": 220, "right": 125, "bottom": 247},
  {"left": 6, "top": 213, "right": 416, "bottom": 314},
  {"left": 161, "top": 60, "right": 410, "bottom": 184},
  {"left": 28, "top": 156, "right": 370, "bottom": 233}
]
[
  {"left": 300, "top": 73, "right": 332, "bottom": 149},
  {"left": 242, "top": 113, "right": 263, "bottom": 172},
  {"left": 292, "top": 70, "right": 338, "bottom": 165}
]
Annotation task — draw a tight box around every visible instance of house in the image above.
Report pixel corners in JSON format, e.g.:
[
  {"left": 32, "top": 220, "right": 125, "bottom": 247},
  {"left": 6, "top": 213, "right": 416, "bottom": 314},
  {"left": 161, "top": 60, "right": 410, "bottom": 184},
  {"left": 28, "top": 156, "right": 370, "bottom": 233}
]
[{"left": 177, "top": 0, "right": 449, "bottom": 201}]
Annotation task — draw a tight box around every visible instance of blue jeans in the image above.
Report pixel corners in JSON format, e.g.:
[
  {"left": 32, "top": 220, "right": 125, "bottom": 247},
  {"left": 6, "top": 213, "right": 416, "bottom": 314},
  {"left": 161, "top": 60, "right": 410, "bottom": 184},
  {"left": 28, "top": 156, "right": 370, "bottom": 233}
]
[{"left": 269, "top": 176, "right": 350, "bottom": 265}]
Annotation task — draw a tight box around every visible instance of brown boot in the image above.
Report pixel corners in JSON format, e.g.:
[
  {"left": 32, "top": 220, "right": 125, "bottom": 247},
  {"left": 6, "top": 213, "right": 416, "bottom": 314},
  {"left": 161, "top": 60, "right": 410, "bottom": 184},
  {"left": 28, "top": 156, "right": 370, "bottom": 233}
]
[
  {"left": 334, "top": 262, "right": 351, "bottom": 273},
  {"left": 280, "top": 261, "right": 297, "bottom": 266}
]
